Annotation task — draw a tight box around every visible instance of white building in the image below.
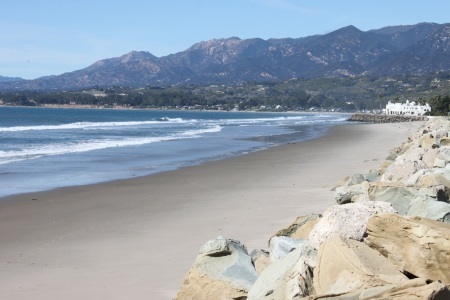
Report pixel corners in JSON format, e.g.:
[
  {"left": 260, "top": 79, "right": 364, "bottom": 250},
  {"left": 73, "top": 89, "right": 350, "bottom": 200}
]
[{"left": 384, "top": 100, "right": 431, "bottom": 116}]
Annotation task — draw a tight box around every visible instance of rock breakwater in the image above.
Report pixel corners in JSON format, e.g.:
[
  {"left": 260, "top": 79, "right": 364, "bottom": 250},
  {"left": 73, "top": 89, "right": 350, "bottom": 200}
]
[
  {"left": 175, "top": 117, "right": 450, "bottom": 299},
  {"left": 348, "top": 113, "right": 427, "bottom": 123}
]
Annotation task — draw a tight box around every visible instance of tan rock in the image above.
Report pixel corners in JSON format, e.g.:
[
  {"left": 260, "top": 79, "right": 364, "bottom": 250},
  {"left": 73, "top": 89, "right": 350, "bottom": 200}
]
[
  {"left": 381, "top": 159, "right": 428, "bottom": 183},
  {"left": 419, "top": 133, "right": 438, "bottom": 149},
  {"left": 416, "top": 173, "right": 450, "bottom": 190},
  {"left": 313, "top": 236, "right": 408, "bottom": 295},
  {"left": 250, "top": 249, "right": 271, "bottom": 274},
  {"left": 176, "top": 271, "right": 249, "bottom": 300},
  {"left": 272, "top": 213, "right": 321, "bottom": 240},
  {"left": 441, "top": 137, "right": 450, "bottom": 146},
  {"left": 365, "top": 214, "right": 450, "bottom": 282},
  {"left": 361, "top": 278, "right": 450, "bottom": 300},
  {"left": 379, "top": 160, "right": 393, "bottom": 175},
  {"left": 291, "top": 219, "right": 320, "bottom": 239},
  {"left": 422, "top": 148, "right": 440, "bottom": 168},
  {"left": 307, "top": 278, "right": 450, "bottom": 299}
]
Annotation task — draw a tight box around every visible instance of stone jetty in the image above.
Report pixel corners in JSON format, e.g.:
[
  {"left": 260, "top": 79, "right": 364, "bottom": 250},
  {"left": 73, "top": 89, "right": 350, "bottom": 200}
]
[{"left": 348, "top": 113, "right": 427, "bottom": 123}]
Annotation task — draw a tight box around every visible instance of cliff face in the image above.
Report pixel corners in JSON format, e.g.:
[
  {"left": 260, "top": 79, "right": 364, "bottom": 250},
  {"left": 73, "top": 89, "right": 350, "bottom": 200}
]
[{"left": 1, "top": 22, "right": 450, "bottom": 90}]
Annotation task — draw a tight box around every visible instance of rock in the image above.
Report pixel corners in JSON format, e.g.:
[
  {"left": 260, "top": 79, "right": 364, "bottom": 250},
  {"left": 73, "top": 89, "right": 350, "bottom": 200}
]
[
  {"left": 198, "top": 236, "right": 230, "bottom": 256},
  {"left": 313, "top": 235, "right": 408, "bottom": 295},
  {"left": 175, "top": 237, "right": 258, "bottom": 300},
  {"left": 380, "top": 160, "right": 393, "bottom": 175},
  {"left": 345, "top": 173, "right": 366, "bottom": 186},
  {"left": 348, "top": 114, "right": 425, "bottom": 123},
  {"left": 365, "top": 214, "right": 450, "bottom": 283},
  {"left": 434, "top": 164, "right": 450, "bottom": 182},
  {"left": 272, "top": 214, "right": 321, "bottom": 240},
  {"left": 434, "top": 158, "right": 447, "bottom": 168},
  {"left": 250, "top": 249, "right": 271, "bottom": 274},
  {"left": 310, "top": 278, "right": 450, "bottom": 299},
  {"left": 435, "top": 129, "right": 449, "bottom": 140},
  {"left": 368, "top": 182, "right": 450, "bottom": 218},
  {"left": 308, "top": 201, "right": 397, "bottom": 250},
  {"left": 439, "top": 149, "right": 450, "bottom": 162},
  {"left": 290, "top": 219, "right": 320, "bottom": 239},
  {"left": 381, "top": 159, "right": 428, "bottom": 183},
  {"left": 440, "top": 137, "right": 450, "bottom": 146},
  {"left": 334, "top": 181, "right": 369, "bottom": 204},
  {"left": 269, "top": 236, "right": 308, "bottom": 261},
  {"left": 407, "top": 198, "right": 450, "bottom": 223},
  {"left": 363, "top": 169, "right": 381, "bottom": 182},
  {"left": 398, "top": 146, "right": 426, "bottom": 162},
  {"left": 404, "top": 169, "right": 428, "bottom": 185},
  {"left": 247, "top": 244, "right": 316, "bottom": 299},
  {"left": 422, "top": 148, "right": 440, "bottom": 168},
  {"left": 419, "top": 134, "right": 439, "bottom": 149}
]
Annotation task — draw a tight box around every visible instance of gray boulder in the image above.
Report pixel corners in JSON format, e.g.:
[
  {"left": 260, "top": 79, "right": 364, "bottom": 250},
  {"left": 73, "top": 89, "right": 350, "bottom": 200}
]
[
  {"left": 248, "top": 243, "right": 316, "bottom": 299},
  {"left": 175, "top": 237, "right": 258, "bottom": 300},
  {"left": 381, "top": 159, "right": 428, "bottom": 183},
  {"left": 368, "top": 181, "right": 450, "bottom": 221},
  {"left": 334, "top": 181, "right": 369, "bottom": 204},
  {"left": 269, "top": 236, "right": 308, "bottom": 261}
]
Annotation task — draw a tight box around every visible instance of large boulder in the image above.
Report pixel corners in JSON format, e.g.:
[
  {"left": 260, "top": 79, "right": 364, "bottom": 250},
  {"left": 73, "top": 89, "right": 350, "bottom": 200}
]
[
  {"left": 365, "top": 214, "right": 450, "bottom": 283},
  {"left": 247, "top": 244, "right": 316, "bottom": 299},
  {"left": 308, "top": 201, "right": 396, "bottom": 250},
  {"left": 310, "top": 278, "right": 450, "bottom": 299},
  {"left": 381, "top": 158, "right": 428, "bottom": 183},
  {"left": 368, "top": 182, "right": 450, "bottom": 221},
  {"left": 419, "top": 133, "right": 439, "bottom": 149},
  {"left": 175, "top": 237, "right": 258, "bottom": 300},
  {"left": 421, "top": 148, "right": 441, "bottom": 168},
  {"left": 313, "top": 235, "right": 409, "bottom": 295},
  {"left": 408, "top": 198, "right": 450, "bottom": 222},
  {"left": 334, "top": 181, "right": 369, "bottom": 204}
]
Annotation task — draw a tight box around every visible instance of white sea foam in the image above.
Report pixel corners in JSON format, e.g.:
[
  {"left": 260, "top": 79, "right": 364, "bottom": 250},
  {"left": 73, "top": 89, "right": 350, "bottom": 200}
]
[
  {"left": 0, "top": 124, "right": 222, "bottom": 164},
  {"left": 0, "top": 118, "right": 195, "bottom": 132}
]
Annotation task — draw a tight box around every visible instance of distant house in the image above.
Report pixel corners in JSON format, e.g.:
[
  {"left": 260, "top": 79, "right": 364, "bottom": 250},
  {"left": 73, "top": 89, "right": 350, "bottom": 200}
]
[{"left": 384, "top": 100, "right": 431, "bottom": 116}]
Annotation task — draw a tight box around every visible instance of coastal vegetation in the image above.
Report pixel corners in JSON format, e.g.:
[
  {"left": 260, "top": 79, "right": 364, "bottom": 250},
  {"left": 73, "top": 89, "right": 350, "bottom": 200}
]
[{"left": 1, "top": 72, "right": 450, "bottom": 113}]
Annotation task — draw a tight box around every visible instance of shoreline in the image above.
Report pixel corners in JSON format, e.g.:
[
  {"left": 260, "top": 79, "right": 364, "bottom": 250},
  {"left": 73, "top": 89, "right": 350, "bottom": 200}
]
[{"left": 0, "top": 122, "right": 422, "bottom": 299}]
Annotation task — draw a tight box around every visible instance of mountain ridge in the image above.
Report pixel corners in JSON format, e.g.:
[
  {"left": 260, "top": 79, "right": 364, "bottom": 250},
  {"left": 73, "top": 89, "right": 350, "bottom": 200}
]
[{"left": 1, "top": 22, "right": 450, "bottom": 91}]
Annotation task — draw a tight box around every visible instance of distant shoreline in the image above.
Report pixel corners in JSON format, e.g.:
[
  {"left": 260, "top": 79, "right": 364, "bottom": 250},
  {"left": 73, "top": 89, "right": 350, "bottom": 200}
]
[{"left": 0, "top": 103, "right": 351, "bottom": 115}]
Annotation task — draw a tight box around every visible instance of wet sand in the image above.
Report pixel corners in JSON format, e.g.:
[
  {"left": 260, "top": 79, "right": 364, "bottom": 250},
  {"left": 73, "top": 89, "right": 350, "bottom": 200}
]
[{"left": 0, "top": 122, "right": 422, "bottom": 299}]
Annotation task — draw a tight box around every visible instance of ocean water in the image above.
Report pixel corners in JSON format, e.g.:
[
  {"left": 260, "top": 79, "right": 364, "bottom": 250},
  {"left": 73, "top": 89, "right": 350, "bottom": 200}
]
[{"left": 0, "top": 107, "right": 348, "bottom": 198}]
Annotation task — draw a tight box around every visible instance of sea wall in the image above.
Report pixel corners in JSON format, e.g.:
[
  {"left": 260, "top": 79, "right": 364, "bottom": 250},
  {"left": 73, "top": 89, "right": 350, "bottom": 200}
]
[
  {"left": 348, "top": 113, "right": 427, "bottom": 123},
  {"left": 175, "top": 117, "right": 450, "bottom": 299}
]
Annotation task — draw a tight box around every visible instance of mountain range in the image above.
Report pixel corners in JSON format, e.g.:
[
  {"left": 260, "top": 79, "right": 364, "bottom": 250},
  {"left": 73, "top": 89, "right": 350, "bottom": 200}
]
[{"left": 1, "top": 22, "right": 450, "bottom": 91}]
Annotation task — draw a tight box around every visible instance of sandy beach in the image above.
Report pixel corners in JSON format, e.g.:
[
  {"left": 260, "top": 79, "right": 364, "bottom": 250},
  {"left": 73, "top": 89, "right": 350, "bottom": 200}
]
[{"left": 0, "top": 121, "right": 422, "bottom": 299}]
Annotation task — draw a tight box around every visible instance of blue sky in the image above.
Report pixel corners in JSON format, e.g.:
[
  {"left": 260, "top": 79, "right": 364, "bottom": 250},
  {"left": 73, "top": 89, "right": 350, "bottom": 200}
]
[{"left": 2, "top": 0, "right": 449, "bottom": 79}]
